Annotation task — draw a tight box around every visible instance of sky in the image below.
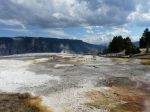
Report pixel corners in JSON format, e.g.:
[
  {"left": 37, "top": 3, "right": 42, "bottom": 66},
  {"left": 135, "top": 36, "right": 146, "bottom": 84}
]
[{"left": 0, "top": 0, "right": 150, "bottom": 45}]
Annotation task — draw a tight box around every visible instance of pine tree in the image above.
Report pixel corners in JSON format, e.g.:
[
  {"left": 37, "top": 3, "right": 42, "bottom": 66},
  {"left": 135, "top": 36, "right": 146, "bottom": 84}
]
[
  {"left": 108, "top": 36, "right": 124, "bottom": 53},
  {"left": 140, "top": 37, "right": 146, "bottom": 48},
  {"left": 140, "top": 28, "right": 150, "bottom": 52},
  {"left": 124, "top": 37, "right": 133, "bottom": 55}
]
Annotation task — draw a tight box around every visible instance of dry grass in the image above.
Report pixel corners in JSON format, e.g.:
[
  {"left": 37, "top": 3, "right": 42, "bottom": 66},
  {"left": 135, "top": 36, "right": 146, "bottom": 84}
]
[
  {"left": 32, "top": 59, "right": 39, "bottom": 64},
  {"left": 85, "top": 89, "right": 119, "bottom": 109},
  {"left": 27, "top": 96, "right": 52, "bottom": 112},
  {"left": 111, "top": 58, "right": 130, "bottom": 63},
  {"left": 30, "top": 55, "right": 86, "bottom": 65},
  {"left": 0, "top": 93, "right": 52, "bottom": 112},
  {"left": 140, "top": 60, "right": 150, "bottom": 65}
]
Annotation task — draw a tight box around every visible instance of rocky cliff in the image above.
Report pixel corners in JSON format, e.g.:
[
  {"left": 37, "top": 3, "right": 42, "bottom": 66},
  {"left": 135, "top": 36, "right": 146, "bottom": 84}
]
[{"left": 0, "top": 37, "right": 102, "bottom": 56}]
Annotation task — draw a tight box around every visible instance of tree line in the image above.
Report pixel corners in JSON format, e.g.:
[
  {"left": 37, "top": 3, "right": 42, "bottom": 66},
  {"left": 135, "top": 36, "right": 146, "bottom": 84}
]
[{"left": 106, "top": 28, "right": 150, "bottom": 55}]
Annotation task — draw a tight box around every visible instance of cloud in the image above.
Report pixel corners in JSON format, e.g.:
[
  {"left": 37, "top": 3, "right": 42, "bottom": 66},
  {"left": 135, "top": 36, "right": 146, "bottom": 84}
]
[
  {"left": 2, "top": 28, "right": 28, "bottom": 32},
  {"left": 85, "top": 26, "right": 94, "bottom": 34},
  {"left": 128, "top": 0, "right": 150, "bottom": 26},
  {"left": 80, "top": 34, "right": 112, "bottom": 45},
  {"left": 44, "top": 29, "right": 70, "bottom": 37},
  {"left": 80, "top": 27, "right": 135, "bottom": 44},
  {"left": 0, "top": 19, "right": 26, "bottom": 29},
  {"left": 0, "top": 0, "right": 136, "bottom": 28},
  {"left": 0, "top": 0, "right": 149, "bottom": 44}
]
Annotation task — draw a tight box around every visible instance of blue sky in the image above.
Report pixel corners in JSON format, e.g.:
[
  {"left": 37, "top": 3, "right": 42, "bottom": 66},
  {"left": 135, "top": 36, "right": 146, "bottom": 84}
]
[{"left": 0, "top": 0, "right": 150, "bottom": 44}]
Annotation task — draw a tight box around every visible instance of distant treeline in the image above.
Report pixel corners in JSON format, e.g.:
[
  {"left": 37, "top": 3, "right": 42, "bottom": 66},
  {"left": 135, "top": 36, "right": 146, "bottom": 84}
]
[{"left": 104, "top": 28, "right": 150, "bottom": 55}]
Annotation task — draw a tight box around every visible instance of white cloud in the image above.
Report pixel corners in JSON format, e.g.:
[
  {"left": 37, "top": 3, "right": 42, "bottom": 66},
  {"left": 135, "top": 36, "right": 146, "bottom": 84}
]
[
  {"left": 128, "top": 0, "right": 150, "bottom": 26},
  {"left": 2, "top": 28, "right": 28, "bottom": 32},
  {"left": 43, "top": 26, "right": 139, "bottom": 44},
  {"left": 0, "top": 0, "right": 135, "bottom": 28},
  {"left": 80, "top": 34, "right": 111, "bottom": 45},
  {"left": 45, "top": 29, "right": 67, "bottom": 37},
  {"left": 44, "top": 28, "right": 78, "bottom": 39},
  {"left": 111, "top": 27, "right": 131, "bottom": 36},
  {"left": 80, "top": 27, "right": 136, "bottom": 44},
  {"left": 0, "top": 19, "right": 28, "bottom": 32},
  {"left": 85, "top": 26, "right": 94, "bottom": 34},
  {"left": 0, "top": 19, "right": 25, "bottom": 28},
  {"left": 0, "top": 0, "right": 148, "bottom": 44}
]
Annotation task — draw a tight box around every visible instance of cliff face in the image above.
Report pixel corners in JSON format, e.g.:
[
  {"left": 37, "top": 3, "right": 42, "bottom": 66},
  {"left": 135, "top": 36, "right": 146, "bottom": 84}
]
[{"left": 0, "top": 37, "right": 102, "bottom": 56}]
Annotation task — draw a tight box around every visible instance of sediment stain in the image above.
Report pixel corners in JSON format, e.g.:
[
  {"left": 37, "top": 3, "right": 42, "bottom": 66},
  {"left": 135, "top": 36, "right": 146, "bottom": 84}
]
[
  {"left": 0, "top": 93, "right": 52, "bottom": 112},
  {"left": 85, "top": 77, "right": 150, "bottom": 112}
]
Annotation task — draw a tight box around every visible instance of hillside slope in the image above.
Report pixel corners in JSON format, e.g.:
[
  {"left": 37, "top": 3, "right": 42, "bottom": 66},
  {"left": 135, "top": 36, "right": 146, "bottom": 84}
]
[{"left": 0, "top": 37, "right": 103, "bottom": 56}]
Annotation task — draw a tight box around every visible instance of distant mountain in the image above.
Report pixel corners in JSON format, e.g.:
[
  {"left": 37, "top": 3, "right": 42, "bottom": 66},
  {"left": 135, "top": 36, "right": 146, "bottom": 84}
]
[
  {"left": 133, "top": 41, "right": 139, "bottom": 46},
  {"left": 0, "top": 37, "right": 104, "bottom": 56}
]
